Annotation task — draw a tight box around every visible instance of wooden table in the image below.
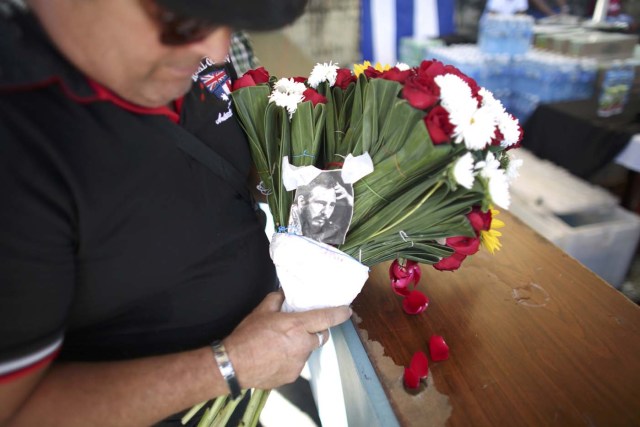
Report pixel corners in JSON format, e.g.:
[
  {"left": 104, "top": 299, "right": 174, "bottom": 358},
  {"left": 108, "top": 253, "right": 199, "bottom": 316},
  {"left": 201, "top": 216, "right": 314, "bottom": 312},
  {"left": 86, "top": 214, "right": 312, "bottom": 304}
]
[{"left": 350, "top": 211, "right": 640, "bottom": 427}]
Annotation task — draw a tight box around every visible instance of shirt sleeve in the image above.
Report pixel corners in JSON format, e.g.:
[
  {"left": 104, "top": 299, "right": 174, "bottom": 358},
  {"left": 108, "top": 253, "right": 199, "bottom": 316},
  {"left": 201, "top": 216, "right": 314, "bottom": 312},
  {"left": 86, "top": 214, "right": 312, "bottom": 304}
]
[{"left": 0, "top": 115, "right": 75, "bottom": 382}]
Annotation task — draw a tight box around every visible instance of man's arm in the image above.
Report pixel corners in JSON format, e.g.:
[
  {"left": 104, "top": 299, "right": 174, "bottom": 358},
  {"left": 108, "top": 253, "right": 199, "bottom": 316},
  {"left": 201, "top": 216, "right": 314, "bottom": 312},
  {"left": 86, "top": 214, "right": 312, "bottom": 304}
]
[{"left": 1, "top": 292, "right": 351, "bottom": 427}]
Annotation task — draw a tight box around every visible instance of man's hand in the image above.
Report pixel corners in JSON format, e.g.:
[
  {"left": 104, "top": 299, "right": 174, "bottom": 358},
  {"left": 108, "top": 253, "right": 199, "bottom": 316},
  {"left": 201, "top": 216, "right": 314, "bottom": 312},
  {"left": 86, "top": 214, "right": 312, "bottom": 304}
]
[
  {"left": 223, "top": 291, "right": 351, "bottom": 390},
  {"left": 333, "top": 183, "right": 354, "bottom": 207}
]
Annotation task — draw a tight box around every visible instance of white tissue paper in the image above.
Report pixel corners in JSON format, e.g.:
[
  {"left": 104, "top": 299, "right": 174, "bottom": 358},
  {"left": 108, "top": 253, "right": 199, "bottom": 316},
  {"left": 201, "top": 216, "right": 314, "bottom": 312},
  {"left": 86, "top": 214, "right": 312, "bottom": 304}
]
[
  {"left": 281, "top": 153, "right": 374, "bottom": 191},
  {"left": 270, "top": 233, "right": 370, "bottom": 312}
]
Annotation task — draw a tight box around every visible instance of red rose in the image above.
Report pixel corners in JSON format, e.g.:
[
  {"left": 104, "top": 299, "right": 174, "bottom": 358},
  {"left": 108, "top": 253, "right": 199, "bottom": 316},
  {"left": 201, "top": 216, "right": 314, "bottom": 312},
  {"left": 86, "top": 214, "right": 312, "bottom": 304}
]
[
  {"left": 467, "top": 207, "right": 492, "bottom": 235},
  {"left": 417, "top": 60, "right": 446, "bottom": 79},
  {"left": 433, "top": 252, "right": 467, "bottom": 271},
  {"left": 335, "top": 68, "right": 356, "bottom": 90},
  {"left": 292, "top": 76, "right": 307, "bottom": 83},
  {"left": 402, "top": 74, "right": 440, "bottom": 110},
  {"left": 245, "top": 67, "right": 270, "bottom": 84},
  {"left": 364, "top": 66, "right": 382, "bottom": 79},
  {"left": 380, "top": 67, "right": 412, "bottom": 84},
  {"left": 232, "top": 74, "right": 258, "bottom": 91},
  {"left": 302, "top": 88, "right": 327, "bottom": 106},
  {"left": 446, "top": 236, "right": 480, "bottom": 256},
  {"left": 424, "top": 105, "right": 454, "bottom": 145}
]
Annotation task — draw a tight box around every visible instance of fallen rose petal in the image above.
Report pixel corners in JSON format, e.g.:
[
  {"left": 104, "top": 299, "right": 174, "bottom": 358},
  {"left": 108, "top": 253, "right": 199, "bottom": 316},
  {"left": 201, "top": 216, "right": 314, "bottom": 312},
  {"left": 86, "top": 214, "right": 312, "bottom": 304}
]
[
  {"left": 403, "top": 367, "right": 420, "bottom": 389},
  {"left": 402, "top": 290, "right": 429, "bottom": 314},
  {"left": 409, "top": 351, "right": 429, "bottom": 379},
  {"left": 391, "top": 276, "right": 416, "bottom": 297},
  {"left": 429, "top": 335, "right": 450, "bottom": 362}
]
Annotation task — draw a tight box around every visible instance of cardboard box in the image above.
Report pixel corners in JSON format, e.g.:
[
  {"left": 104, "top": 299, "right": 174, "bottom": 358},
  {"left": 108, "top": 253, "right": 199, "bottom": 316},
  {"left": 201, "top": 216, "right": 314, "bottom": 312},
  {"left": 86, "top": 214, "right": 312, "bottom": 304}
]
[{"left": 566, "top": 32, "right": 638, "bottom": 60}]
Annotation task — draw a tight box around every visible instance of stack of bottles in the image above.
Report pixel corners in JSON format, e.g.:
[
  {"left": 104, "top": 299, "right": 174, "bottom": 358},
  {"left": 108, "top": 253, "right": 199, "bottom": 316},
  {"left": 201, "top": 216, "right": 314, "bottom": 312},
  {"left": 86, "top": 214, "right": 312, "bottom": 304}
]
[
  {"left": 478, "top": 13, "right": 534, "bottom": 56},
  {"left": 510, "top": 51, "right": 598, "bottom": 121},
  {"left": 428, "top": 44, "right": 514, "bottom": 109},
  {"left": 426, "top": 45, "right": 599, "bottom": 123}
]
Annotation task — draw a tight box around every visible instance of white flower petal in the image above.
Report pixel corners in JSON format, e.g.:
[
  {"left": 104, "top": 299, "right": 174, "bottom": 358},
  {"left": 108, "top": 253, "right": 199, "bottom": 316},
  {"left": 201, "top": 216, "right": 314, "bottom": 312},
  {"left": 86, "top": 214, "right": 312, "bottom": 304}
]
[
  {"left": 506, "top": 157, "right": 523, "bottom": 182},
  {"left": 479, "top": 152, "right": 501, "bottom": 178},
  {"left": 453, "top": 152, "right": 475, "bottom": 189},
  {"left": 308, "top": 62, "right": 339, "bottom": 88},
  {"left": 498, "top": 112, "right": 521, "bottom": 148},
  {"left": 487, "top": 170, "right": 511, "bottom": 209},
  {"left": 395, "top": 62, "right": 411, "bottom": 71}
]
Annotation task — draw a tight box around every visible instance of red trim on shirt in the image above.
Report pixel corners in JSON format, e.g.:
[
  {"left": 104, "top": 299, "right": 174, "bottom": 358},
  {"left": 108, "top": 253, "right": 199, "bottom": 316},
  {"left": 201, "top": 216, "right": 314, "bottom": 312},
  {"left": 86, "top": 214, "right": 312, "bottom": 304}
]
[
  {"left": 86, "top": 80, "right": 181, "bottom": 124},
  {"left": 0, "top": 349, "right": 60, "bottom": 384},
  {"left": 1, "top": 76, "right": 182, "bottom": 124}
]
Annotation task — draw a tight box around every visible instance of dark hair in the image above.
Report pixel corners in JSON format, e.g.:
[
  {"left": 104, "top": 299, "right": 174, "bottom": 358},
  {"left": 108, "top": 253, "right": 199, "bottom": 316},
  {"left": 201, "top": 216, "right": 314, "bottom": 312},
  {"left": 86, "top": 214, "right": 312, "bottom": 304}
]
[
  {"left": 297, "top": 172, "right": 338, "bottom": 197},
  {"left": 155, "top": 0, "right": 309, "bottom": 31}
]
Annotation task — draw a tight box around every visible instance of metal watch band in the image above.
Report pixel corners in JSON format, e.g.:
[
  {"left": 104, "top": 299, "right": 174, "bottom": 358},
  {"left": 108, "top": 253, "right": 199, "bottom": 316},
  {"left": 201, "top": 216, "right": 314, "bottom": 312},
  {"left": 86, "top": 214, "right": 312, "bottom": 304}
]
[{"left": 210, "top": 340, "right": 242, "bottom": 400}]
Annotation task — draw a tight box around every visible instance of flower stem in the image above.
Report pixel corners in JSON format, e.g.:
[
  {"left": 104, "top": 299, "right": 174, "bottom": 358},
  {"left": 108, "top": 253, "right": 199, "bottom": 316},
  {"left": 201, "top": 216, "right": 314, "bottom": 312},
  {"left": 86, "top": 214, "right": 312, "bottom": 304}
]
[
  {"left": 239, "top": 389, "right": 271, "bottom": 427},
  {"left": 181, "top": 401, "right": 207, "bottom": 425},
  {"left": 211, "top": 390, "right": 247, "bottom": 427},
  {"left": 370, "top": 180, "right": 444, "bottom": 239}
]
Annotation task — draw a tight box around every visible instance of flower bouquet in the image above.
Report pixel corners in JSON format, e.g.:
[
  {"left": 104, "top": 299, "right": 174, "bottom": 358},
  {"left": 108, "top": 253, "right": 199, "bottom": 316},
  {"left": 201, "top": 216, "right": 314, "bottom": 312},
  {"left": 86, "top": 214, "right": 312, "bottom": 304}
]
[{"left": 183, "top": 59, "right": 522, "bottom": 426}]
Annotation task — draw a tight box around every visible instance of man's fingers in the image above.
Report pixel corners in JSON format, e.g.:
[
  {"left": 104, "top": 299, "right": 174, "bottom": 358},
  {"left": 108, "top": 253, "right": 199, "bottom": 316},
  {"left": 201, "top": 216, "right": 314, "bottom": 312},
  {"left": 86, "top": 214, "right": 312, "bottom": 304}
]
[
  {"left": 299, "top": 306, "right": 352, "bottom": 333},
  {"left": 255, "top": 290, "right": 285, "bottom": 313}
]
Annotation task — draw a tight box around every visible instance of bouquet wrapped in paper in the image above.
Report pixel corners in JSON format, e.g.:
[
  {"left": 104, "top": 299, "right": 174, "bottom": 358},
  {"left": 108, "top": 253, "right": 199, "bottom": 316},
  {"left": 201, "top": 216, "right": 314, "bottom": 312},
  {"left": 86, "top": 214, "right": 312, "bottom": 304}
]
[{"left": 184, "top": 59, "right": 523, "bottom": 426}]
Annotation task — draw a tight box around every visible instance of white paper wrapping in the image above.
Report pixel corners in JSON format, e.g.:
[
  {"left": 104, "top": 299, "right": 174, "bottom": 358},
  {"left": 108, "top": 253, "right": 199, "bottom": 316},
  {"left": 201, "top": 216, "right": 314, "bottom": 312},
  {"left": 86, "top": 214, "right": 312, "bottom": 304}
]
[
  {"left": 281, "top": 152, "right": 374, "bottom": 191},
  {"left": 270, "top": 233, "right": 370, "bottom": 312}
]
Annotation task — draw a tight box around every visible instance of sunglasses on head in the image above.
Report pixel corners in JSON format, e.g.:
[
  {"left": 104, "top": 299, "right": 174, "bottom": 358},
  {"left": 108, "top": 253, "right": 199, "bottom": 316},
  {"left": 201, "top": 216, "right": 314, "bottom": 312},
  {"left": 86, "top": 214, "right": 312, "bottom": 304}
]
[{"left": 142, "top": 0, "right": 221, "bottom": 46}]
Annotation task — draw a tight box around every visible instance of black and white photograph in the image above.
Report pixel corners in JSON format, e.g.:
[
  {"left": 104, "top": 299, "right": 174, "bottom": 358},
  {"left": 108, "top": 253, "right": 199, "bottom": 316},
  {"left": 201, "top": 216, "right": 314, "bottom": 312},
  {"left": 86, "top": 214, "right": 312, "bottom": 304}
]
[{"left": 288, "top": 170, "right": 354, "bottom": 245}]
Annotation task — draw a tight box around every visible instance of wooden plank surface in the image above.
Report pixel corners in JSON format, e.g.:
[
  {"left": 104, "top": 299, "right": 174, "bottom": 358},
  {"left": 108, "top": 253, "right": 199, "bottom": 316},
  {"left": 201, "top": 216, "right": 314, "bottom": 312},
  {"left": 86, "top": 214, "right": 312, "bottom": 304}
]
[{"left": 351, "top": 211, "right": 640, "bottom": 427}]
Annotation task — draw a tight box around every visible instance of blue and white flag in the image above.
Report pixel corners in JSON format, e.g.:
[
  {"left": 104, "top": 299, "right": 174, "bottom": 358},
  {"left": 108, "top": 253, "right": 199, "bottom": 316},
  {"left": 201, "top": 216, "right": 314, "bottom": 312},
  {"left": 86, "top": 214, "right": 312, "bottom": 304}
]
[{"left": 360, "top": 0, "right": 455, "bottom": 65}]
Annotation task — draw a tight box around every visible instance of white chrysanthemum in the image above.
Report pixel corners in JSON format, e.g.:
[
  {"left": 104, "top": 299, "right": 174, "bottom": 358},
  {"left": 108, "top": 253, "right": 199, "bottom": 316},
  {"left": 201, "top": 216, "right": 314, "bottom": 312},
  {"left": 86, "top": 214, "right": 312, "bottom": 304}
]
[
  {"left": 448, "top": 105, "right": 496, "bottom": 150},
  {"left": 435, "top": 74, "right": 493, "bottom": 150},
  {"left": 506, "top": 157, "right": 523, "bottom": 182},
  {"left": 269, "top": 78, "right": 306, "bottom": 118},
  {"left": 395, "top": 62, "right": 411, "bottom": 71},
  {"left": 272, "top": 77, "right": 306, "bottom": 95},
  {"left": 498, "top": 112, "right": 521, "bottom": 148},
  {"left": 452, "top": 152, "right": 475, "bottom": 189},
  {"left": 487, "top": 169, "right": 511, "bottom": 209},
  {"left": 479, "top": 87, "right": 505, "bottom": 119},
  {"left": 477, "top": 153, "right": 510, "bottom": 209},
  {"left": 435, "top": 74, "right": 473, "bottom": 112},
  {"left": 476, "top": 152, "right": 501, "bottom": 178},
  {"left": 308, "top": 62, "right": 339, "bottom": 88}
]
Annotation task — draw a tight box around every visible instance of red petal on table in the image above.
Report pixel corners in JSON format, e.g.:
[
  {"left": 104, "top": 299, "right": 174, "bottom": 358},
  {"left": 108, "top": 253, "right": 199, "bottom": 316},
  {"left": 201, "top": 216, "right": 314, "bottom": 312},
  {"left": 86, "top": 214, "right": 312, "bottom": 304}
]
[
  {"left": 409, "top": 351, "right": 429, "bottom": 379},
  {"left": 429, "top": 335, "right": 450, "bottom": 362},
  {"left": 402, "top": 290, "right": 429, "bottom": 314},
  {"left": 403, "top": 367, "right": 421, "bottom": 389},
  {"left": 391, "top": 276, "right": 416, "bottom": 296}
]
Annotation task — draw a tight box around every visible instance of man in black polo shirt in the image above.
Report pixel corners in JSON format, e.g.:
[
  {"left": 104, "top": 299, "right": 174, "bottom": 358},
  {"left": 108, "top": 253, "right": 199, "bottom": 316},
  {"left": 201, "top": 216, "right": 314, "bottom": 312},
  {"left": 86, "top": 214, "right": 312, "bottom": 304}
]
[{"left": 0, "top": 1, "right": 351, "bottom": 425}]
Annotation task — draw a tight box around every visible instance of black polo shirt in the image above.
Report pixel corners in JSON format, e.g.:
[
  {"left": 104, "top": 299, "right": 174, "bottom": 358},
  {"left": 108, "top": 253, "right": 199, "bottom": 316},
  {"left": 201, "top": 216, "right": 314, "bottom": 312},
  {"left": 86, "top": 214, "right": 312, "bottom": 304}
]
[{"left": 0, "top": 8, "right": 277, "bottom": 380}]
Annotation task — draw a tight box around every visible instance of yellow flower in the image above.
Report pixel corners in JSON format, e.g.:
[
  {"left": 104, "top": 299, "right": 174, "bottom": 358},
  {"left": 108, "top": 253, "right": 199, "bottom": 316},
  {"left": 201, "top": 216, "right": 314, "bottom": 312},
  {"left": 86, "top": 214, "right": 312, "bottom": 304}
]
[
  {"left": 480, "top": 208, "right": 505, "bottom": 254},
  {"left": 353, "top": 61, "right": 391, "bottom": 77}
]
